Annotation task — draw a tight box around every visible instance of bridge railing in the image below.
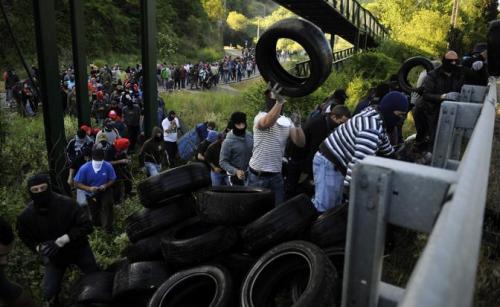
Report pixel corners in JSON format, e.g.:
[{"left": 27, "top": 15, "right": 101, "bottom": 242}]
[
  {"left": 326, "top": 0, "right": 389, "bottom": 41},
  {"left": 341, "top": 78, "right": 499, "bottom": 307},
  {"left": 294, "top": 47, "right": 356, "bottom": 77}
]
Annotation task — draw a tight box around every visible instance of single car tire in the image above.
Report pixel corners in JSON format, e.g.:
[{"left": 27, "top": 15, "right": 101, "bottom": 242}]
[
  {"left": 148, "top": 265, "right": 233, "bottom": 307},
  {"left": 74, "top": 272, "right": 114, "bottom": 304},
  {"left": 398, "top": 56, "right": 434, "bottom": 94},
  {"left": 122, "top": 229, "right": 170, "bottom": 263},
  {"left": 308, "top": 204, "right": 348, "bottom": 248},
  {"left": 161, "top": 217, "right": 238, "bottom": 265},
  {"left": 240, "top": 240, "right": 339, "bottom": 307},
  {"left": 195, "top": 186, "right": 275, "bottom": 225},
  {"left": 125, "top": 198, "right": 196, "bottom": 243},
  {"left": 240, "top": 194, "right": 318, "bottom": 253},
  {"left": 113, "top": 261, "right": 170, "bottom": 306},
  {"left": 256, "top": 18, "right": 333, "bottom": 97},
  {"left": 137, "top": 163, "right": 210, "bottom": 208},
  {"left": 210, "top": 253, "right": 257, "bottom": 288}
]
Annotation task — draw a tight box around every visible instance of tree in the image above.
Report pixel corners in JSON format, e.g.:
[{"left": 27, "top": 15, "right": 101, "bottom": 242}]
[
  {"left": 201, "top": 0, "right": 224, "bottom": 22},
  {"left": 226, "top": 11, "right": 249, "bottom": 32}
]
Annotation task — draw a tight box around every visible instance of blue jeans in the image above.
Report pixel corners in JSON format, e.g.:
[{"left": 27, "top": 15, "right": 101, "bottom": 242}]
[
  {"left": 312, "top": 152, "right": 345, "bottom": 212},
  {"left": 247, "top": 171, "right": 284, "bottom": 205},
  {"left": 145, "top": 162, "right": 161, "bottom": 177},
  {"left": 210, "top": 171, "right": 226, "bottom": 186}
]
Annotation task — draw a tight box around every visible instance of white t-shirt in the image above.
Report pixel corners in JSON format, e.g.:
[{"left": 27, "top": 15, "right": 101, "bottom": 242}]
[
  {"left": 162, "top": 117, "right": 180, "bottom": 142},
  {"left": 249, "top": 112, "right": 291, "bottom": 173}
]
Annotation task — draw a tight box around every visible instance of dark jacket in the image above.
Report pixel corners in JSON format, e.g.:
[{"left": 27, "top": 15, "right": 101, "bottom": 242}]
[
  {"left": 17, "top": 192, "right": 93, "bottom": 265},
  {"left": 204, "top": 140, "right": 223, "bottom": 170},
  {"left": 139, "top": 127, "right": 166, "bottom": 166},
  {"left": 122, "top": 104, "right": 141, "bottom": 126},
  {"left": 423, "top": 66, "right": 488, "bottom": 106},
  {"left": 219, "top": 131, "right": 253, "bottom": 175},
  {"left": 287, "top": 114, "right": 339, "bottom": 175}
]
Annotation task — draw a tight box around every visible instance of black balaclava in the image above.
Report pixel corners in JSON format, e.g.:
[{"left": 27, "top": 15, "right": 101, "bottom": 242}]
[
  {"left": 167, "top": 111, "right": 176, "bottom": 121},
  {"left": 442, "top": 56, "right": 460, "bottom": 73},
  {"left": 230, "top": 112, "right": 247, "bottom": 137},
  {"left": 27, "top": 174, "right": 52, "bottom": 214}
]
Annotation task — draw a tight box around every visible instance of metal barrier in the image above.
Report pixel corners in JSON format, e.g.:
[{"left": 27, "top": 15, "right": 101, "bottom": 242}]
[
  {"left": 294, "top": 47, "right": 356, "bottom": 77},
  {"left": 328, "top": 0, "right": 389, "bottom": 41},
  {"left": 341, "top": 77, "right": 499, "bottom": 307}
]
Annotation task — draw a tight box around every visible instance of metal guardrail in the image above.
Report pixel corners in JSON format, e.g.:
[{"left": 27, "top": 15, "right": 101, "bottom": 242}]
[
  {"left": 294, "top": 47, "right": 356, "bottom": 77},
  {"left": 327, "top": 0, "right": 389, "bottom": 41},
  {"left": 341, "top": 78, "right": 499, "bottom": 307}
]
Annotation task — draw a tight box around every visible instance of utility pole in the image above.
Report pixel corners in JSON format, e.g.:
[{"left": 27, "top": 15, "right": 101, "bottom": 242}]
[{"left": 448, "top": 0, "right": 461, "bottom": 50}]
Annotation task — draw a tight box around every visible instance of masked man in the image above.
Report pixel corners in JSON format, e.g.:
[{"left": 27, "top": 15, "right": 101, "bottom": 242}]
[
  {"left": 17, "top": 174, "right": 98, "bottom": 306},
  {"left": 74, "top": 147, "right": 116, "bottom": 233}
]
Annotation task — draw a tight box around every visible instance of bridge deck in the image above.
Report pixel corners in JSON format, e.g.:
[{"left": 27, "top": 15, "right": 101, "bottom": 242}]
[{"left": 273, "top": 0, "right": 387, "bottom": 48}]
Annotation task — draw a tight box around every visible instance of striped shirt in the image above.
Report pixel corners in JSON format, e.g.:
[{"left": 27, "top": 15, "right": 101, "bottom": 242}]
[
  {"left": 322, "top": 106, "right": 394, "bottom": 185},
  {"left": 249, "top": 112, "right": 291, "bottom": 173}
]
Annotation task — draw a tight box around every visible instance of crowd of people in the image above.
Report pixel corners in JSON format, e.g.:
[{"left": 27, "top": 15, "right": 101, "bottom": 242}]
[{"left": 0, "top": 42, "right": 490, "bottom": 306}]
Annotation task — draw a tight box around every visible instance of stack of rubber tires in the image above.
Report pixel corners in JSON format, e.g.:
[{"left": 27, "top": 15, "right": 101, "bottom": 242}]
[{"left": 72, "top": 162, "right": 348, "bottom": 307}]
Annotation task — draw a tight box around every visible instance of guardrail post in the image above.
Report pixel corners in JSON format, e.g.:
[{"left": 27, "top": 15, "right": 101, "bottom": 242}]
[{"left": 342, "top": 165, "right": 392, "bottom": 307}]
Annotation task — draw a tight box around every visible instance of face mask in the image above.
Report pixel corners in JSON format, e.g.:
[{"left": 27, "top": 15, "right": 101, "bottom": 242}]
[
  {"left": 442, "top": 58, "right": 459, "bottom": 73},
  {"left": 233, "top": 126, "right": 246, "bottom": 137},
  {"left": 30, "top": 190, "right": 51, "bottom": 214},
  {"left": 168, "top": 115, "right": 175, "bottom": 121},
  {"left": 92, "top": 160, "right": 104, "bottom": 173},
  {"left": 105, "top": 126, "right": 113, "bottom": 132}
]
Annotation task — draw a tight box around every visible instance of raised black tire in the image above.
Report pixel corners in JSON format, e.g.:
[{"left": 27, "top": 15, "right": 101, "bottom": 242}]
[
  {"left": 112, "top": 261, "right": 170, "bottom": 306},
  {"left": 195, "top": 186, "right": 274, "bottom": 225},
  {"left": 122, "top": 229, "right": 170, "bottom": 263},
  {"left": 161, "top": 217, "right": 238, "bottom": 265},
  {"left": 148, "top": 265, "right": 233, "bottom": 307},
  {"left": 256, "top": 18, "right": 333, "bottom": 97},
  {"left": 137, "top": 163, "right": 210, "bottom": 208},
  {"left": 308, "top": 204, "right": 348, "bottom": 248},
  {"left": 398, "top": 56, "right": 434, "bottom": 94},
  {"left": 240, "top": 240, "right": 339, "bottom": 307},
  {"left": 240, "top": 194, "right": 318, "bottom": 253},
  {"left": 125, "top": 197, "right": 196, "bottom": 243},
  {"left": 74, "top": 272, "right": 114, "bottom": 304}
]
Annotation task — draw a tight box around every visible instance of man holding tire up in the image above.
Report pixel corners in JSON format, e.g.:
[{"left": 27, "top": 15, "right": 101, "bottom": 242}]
[
  {"left": 247, "top": 84, "right": 305, "bottom": 205},
  {"left": 312, "top": 92, "right": 408, "bottom": 212}
]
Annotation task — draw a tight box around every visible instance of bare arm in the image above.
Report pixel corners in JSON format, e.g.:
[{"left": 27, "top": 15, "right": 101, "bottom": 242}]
[
  {"left": 257, "top": 101, "right": 284, "bottom": 129},
  {"left": 289, "top": 127, "right": 306, "bottom": 147}
]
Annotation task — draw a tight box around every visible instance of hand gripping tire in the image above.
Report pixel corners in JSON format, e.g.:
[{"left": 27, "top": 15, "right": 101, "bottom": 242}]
[
  {"left": 307, "top": 204, "right": 348, "bottom": 248},
  {"left": 112, "top": 261, "right": 170, "bottom": 306},
  {"left": 240, "top": 240, "right": 339, "bottom": 307},
  {"left": 240, "top": 194, "right": 318, "bottom": 253},
  {"left": 125, "top": 197, "right": 196, "bottom": 243},
  {"left": 137, "top": 162, "right": 211, "bottom": 208},
  {"left": 148, "top": 265, "right": 233, "bottom": 307},
  {"left": 74, "top": 272, "right": 114, "bottom": 304},
  {"left": 195, "top": 186, "right": 275, "bottom": 225},
  {"left": 161, "top": 217, "right": 238, "bottom": 265},
  {"left": 397, "top": 56, "right": 434, "bottom": 94},
  {"left": 256, "top": 18, "right": 333, "bottom": 97}
]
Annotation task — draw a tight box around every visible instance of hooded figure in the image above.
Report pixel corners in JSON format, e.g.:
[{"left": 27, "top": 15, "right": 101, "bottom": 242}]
[
  {"left": 17, "top": 173, "right": 97, "bottom": 303},
  {"left": 139, "top": 127, "right": 166, "bottom": 177},
  {"left": 220, "top": 112, "right": 253, "bottom": 185},
  {"left": 378, "top": 91, "right": 408, "bottom": 132}
]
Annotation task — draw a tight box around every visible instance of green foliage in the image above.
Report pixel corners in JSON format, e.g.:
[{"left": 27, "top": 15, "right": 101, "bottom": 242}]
[
  {"left": 201, "top": 0, "right": 224, "bottom": 21},
  {"left": 227, "top": 11, "right": 249, "bottom": 32}
]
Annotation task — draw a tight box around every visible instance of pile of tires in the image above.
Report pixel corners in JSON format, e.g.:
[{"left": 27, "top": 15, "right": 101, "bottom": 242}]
[{"left": 72, "top": 162, "right": 349, "bottom": 306}]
